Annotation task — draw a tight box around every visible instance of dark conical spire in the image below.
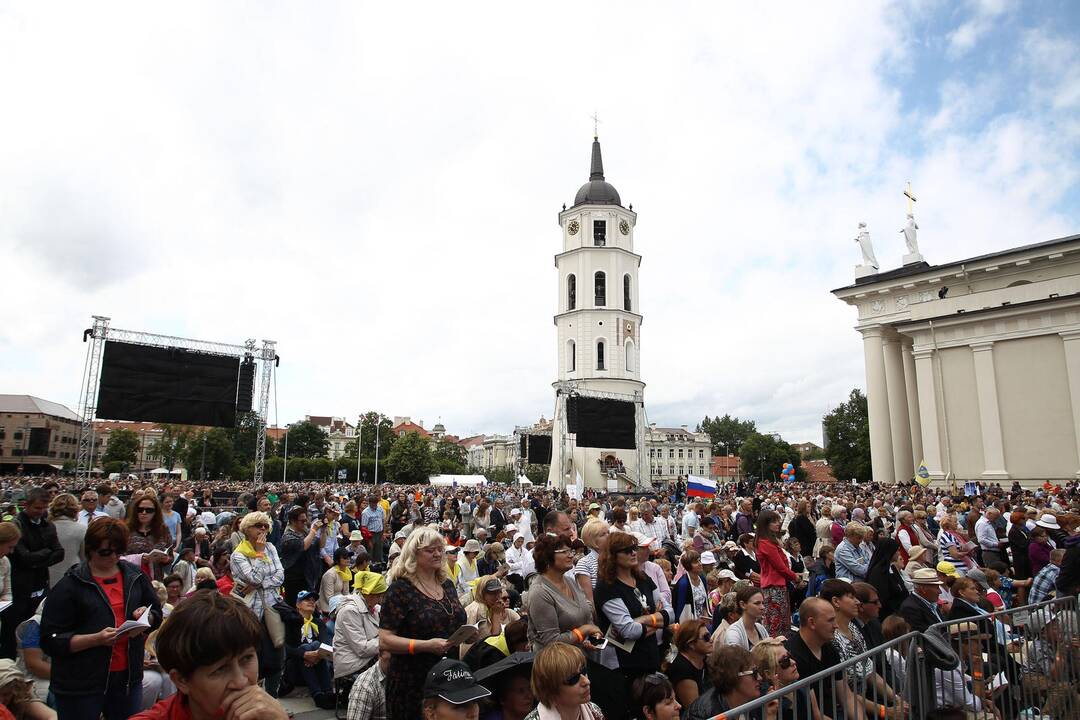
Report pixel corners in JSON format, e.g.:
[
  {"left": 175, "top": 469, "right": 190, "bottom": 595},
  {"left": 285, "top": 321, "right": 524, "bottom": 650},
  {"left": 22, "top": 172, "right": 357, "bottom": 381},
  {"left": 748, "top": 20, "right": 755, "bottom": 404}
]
[
  {"left": 572, "top": 135, "right": 621, "bottom": 207},
  {"left": 589, "top": 136, "right": 605, "bottom": 181}
]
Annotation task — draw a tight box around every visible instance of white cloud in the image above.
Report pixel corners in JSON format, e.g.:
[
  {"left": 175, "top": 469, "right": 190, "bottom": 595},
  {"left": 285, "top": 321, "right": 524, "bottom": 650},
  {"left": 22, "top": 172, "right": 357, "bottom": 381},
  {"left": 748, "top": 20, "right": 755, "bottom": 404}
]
[
  {"left": 0, "top": 1, "right": 1076, "bottom": 449},
  {"left": 946, "top": 0, "right": 1013, "bottom": 58}
]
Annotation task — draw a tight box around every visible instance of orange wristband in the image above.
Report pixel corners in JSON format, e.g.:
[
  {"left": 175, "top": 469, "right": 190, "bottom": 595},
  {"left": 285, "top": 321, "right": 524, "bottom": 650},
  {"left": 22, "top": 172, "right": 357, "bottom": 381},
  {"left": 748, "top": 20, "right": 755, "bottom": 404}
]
[
  {"left": 879, "top": 705, "right": 886, "bottom": 719},
  {"left": 572, "top": 627, "right": 585, "bottom": 643},
  {"left": 409, "top": 639, "right": 416, "bottom": 655}
]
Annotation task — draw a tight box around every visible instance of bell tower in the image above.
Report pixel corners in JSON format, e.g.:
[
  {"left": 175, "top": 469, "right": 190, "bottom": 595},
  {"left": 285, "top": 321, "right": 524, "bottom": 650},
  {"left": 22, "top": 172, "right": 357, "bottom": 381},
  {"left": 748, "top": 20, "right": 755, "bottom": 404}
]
[{"left": 547, "top": 135, "right": 649, "bottom": 491}]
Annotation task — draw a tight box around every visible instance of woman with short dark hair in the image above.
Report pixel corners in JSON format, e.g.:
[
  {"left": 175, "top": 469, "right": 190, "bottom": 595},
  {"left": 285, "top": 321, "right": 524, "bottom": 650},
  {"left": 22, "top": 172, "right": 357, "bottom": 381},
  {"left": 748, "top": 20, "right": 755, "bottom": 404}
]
[
  {"left": 524, "top": 533, "right": 600, "bottom": 651},
  {"left": 131, "top": 590, "right": 287, "bottom": 720},
  {"left": 685, "top": 644, "right": 770, "bottom": 720},
  {"left": 629, "top": 672, "right": 681, "bottom": 720},
  {"left": 41, "top": 517, "right": 162, "bottom": 719}
]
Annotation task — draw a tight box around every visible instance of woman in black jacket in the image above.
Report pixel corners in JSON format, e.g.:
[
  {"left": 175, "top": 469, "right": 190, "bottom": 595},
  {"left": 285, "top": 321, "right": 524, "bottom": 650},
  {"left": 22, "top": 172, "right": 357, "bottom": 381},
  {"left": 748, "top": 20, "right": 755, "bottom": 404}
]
[
  {"left": 1006, "top": 510, "right": 1032, "bottom": 580},
  {"left": 865, "top": 538, "right": 909, "bottom": 618},
  {"left": 40, "top": 517, "right": 162, "bottom": 720}
]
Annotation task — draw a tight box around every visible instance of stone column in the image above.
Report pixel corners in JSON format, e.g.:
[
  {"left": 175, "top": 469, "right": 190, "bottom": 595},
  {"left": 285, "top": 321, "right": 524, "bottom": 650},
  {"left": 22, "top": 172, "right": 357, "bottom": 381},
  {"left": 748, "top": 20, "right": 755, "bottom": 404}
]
[
  {"left": 902, "top": 338, "right": 924, "bottom": 469},
  {"left": 1059, "top": 331, "right": 1080, "bottom": 478},
  {"left": 883, "top": 333, "right": 915, "bottom": 484},
  {"left": 971, "top": 342, "right": 1009, "bottom": 480},
  {"left": 861, "top": 325, "right": 894, "bottom": 483},
  {"left": 912, "top": 348, "right": 944, "bottom": 480}
]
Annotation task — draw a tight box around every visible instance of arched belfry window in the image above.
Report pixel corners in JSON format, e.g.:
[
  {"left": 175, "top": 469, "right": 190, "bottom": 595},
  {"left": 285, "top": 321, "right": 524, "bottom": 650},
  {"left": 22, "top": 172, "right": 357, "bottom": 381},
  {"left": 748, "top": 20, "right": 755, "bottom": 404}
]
[
  {"left": 567, "top": 274, "right": 576, "bottom": 311},
  {"left": 596, "top": 340, "right": 606, "bottom": 370},
  {"left": 594, "top": 271, "right": 606, "bottom": 306},
  {"left": 623, "top": 274, "right": 632, "bottom": 312},
  {"left": 625, "top": 340, "right": 635, "bottom": 372},
  {"left": 567, "top": 340, "right": 576, "bottom": 372}
]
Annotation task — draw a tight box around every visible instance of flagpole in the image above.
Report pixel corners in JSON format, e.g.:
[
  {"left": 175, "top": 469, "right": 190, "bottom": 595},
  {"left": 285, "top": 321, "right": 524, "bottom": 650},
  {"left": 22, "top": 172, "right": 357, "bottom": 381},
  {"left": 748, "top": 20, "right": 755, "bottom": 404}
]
[
  {"left": 374, "top": 415, "right": 381, "bottom": 485},
  {"left": 356, "top": 415, "right": 362, "bottom": 484}
]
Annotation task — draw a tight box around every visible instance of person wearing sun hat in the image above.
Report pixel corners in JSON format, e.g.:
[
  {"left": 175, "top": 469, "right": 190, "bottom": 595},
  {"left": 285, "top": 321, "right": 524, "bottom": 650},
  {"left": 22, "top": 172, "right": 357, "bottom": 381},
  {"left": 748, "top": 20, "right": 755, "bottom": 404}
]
[
  {"left": 420, "top": 658, "right": 491, "bottom": 719},
  {"left": 334, "top": 570, "right": 388, "bottom": 680},
  {"left": 897, "top": 567, "right": 946, "bottom": 632}
]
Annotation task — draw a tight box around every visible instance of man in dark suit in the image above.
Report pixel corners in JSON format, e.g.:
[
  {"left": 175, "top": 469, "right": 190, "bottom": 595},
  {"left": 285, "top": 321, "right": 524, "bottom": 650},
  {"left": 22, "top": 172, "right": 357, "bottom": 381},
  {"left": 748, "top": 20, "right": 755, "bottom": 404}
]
[
  {"left": 897, "top": 567, "right": 945, "bottom": 632},
  {"left": 488, "top": 499, "right": 507, "bottom": 535},
  {"left": 5, "top": 486, "right": 63, "bottom": 658}
]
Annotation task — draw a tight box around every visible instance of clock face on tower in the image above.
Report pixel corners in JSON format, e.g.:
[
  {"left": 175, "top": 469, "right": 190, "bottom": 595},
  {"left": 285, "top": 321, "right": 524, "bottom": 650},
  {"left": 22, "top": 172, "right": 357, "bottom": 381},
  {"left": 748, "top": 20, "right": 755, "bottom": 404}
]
[
  {"left": 619, "top": 220, "right": 630, "bottom": 235},
  {"left": 568, "top": 220, "right": 579, "bottom": 236}
]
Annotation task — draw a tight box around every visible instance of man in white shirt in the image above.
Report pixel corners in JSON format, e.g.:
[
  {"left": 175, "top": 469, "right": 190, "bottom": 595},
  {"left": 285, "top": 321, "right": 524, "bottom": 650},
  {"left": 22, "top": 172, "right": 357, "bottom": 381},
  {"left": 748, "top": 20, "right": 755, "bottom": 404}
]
[
  {"left": 77, "top": 491, "right": 108, "bottom": 525},
  {"left": 658, "top": 505, "right": 678, "bottom": 541},
  {"left": 681, "top": 502, "right": 702, "bottom": 538},
  {"left": 629, "top": 503, "right": 667, "bottom": 550},
  {"left": 505, "top": 534, "right": 535, "bottom": 578},
  {"left": 975, "top": 508, "right": 1006, "bottom": 566}
]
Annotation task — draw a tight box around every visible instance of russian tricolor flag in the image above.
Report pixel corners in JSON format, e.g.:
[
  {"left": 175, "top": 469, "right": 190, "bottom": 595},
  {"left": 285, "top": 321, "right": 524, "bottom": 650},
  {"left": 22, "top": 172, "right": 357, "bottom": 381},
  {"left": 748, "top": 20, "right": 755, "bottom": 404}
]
[{"left": 686, "top": 475, "right": 716, "bottom": 498}]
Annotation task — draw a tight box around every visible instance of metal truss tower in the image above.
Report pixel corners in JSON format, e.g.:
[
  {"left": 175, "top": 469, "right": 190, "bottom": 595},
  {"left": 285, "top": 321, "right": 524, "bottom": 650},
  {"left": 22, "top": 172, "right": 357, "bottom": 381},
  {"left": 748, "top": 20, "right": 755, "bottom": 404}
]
[{"left": 76, "top": 316, "right": 110, "bottom": 485}]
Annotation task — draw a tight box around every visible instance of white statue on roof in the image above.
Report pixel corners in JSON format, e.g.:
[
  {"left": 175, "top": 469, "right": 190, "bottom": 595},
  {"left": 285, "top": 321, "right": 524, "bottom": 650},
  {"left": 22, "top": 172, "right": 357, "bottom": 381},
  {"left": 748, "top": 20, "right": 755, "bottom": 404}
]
[
  {"left": 855, "top": 222, "right": 879, "bottom": 270},
  {"left": 901, "top": 213, "right": 919, "bottom": 255}
]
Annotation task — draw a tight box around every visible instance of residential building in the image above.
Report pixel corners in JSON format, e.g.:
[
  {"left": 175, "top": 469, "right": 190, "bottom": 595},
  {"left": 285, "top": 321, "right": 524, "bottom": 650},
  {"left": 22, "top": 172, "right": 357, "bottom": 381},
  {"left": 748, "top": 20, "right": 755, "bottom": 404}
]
[
  {"left": 391, "top": 417, "right": 430, "bottom": 439},
  {"left": 92, "top": 420, "right": 167, "bottom": 472},
  {"left": 305, "top": 415, "right": 356, "bottom": 459},
  {"left": 711, "top": 454, "right": 742, "bottom": 483},
  {"left": 791, "top": 441, "right": 823, "bottom": 456},
  {"left": 0, "top": 395, "right": 82, "bottom": 473},
  {"left": 646, "top": 424, "right": 712, "bottom": 484}
]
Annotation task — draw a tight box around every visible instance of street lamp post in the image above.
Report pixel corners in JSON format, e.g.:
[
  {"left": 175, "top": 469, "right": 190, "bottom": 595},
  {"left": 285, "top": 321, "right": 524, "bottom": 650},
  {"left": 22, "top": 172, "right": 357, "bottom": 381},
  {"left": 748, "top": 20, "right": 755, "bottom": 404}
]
[
  {"left": 200, "top": 434, "right": 208, "bottom": 481},
  {"left": 356, "top": 415, "right": 362, "bottom": 484},
  {"left": 759, "top": 456, "right": 765, "bottom": 486},
  {"left": 282, "top": 424, "right": 290, "bottom": 483},
  {"left": 373, "top": 415, "right": 381, "bottom": 485}
]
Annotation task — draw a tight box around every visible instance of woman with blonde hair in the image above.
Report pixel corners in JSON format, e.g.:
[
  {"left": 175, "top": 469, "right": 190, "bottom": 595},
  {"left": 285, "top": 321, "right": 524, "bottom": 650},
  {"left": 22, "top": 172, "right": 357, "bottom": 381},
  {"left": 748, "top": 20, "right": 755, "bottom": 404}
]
[
  {"left": 48, "top": 494, "right": 85, "bottom": 589},
  {"left": 379, "top": 526, "right": 467, "bottom": 720},
  {"left": 523, "top": 642, "right": 604, "bottom": 720},
  {"left": 573, "top": 518, "right": 610, "bottom": 603},
  {"left": 229, "top": 510, "right": 286, "bottom": 697}
]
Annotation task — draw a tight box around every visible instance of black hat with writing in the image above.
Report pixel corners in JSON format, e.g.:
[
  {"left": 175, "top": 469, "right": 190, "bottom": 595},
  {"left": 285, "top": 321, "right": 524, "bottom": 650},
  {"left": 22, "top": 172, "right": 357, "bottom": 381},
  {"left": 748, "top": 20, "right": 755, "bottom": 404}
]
[{"left": 423, "top": 658, "right": 492, "bottom": 705}]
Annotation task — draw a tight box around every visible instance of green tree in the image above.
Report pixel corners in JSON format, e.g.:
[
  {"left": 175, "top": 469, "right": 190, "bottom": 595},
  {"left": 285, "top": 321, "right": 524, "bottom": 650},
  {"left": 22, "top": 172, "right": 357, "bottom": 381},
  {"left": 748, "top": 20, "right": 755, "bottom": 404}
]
[
  {"left": 182, "top": 429, "right": 236, "bottom": 480},
  {"left": 700, "top": 414, "right": 758, "bottom": 456},
  {"left": 739, "top": 432, "right": 802, "bottom": 482},
  {"left": 823, "top": 389, "right": 872, "bottom": 484},
  {"left": 283, "top": 421, "right": 330, "bottom": 459},
  {"left": 102, "top": 428, "right": 140, "bottom": 468},
  {"left": 431, "top": 439, "right": 468, "bottom": 474},
  {"left": 229, "top": 413, "right": 263, "bottom": 466},
  {"left": 148, "top": 424, "right": 192, "bottom": 470},
  {"left": 481, "top": 466, "right": 516, "bottom": 484},
  {"left": 384, "top": 431, "right": 436, "bottom": 483},
  {"left": 343, "top": 412, "right": 396, "bottom": 458},
  {"left": 524, "top": 463, "right": 548, "bottom": 485}
]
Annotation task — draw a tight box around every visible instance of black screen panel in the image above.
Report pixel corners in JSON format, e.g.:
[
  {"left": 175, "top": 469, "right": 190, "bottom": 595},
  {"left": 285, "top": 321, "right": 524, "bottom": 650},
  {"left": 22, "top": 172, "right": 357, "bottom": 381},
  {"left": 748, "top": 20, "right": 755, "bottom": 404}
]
[
  {"left": 566, "top": 396, "right": 636, "bottom": 449},
  {"left": 96, "top": 341, "right": 240, "bottom": 427},
  {"left": 526, "top": 434, "right": 552, "bottom": 464}
]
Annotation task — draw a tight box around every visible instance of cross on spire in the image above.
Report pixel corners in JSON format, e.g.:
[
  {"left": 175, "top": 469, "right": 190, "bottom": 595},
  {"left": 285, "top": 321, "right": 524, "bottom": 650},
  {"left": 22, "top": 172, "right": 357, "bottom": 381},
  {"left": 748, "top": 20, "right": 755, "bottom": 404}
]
[
  {"left": 904, "top": 181, "right": 917, "bottom": 215},
  {"left": 590, "top": 111, "right": 601, "bottom": 139}
]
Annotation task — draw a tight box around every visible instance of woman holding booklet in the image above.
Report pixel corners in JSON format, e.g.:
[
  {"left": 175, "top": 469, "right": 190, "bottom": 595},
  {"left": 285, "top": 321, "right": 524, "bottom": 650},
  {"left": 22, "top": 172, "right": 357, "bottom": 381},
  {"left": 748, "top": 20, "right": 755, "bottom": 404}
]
[{"left": 40, "top": 517, "right": 162, "bottom": 720}]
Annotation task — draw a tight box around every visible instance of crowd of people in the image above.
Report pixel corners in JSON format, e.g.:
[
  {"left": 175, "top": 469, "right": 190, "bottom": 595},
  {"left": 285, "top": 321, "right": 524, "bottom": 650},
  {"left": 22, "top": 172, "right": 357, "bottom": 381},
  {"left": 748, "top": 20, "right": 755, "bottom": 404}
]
[{"left": 0, "top": 473, "right": 1076, "bottom": 720}]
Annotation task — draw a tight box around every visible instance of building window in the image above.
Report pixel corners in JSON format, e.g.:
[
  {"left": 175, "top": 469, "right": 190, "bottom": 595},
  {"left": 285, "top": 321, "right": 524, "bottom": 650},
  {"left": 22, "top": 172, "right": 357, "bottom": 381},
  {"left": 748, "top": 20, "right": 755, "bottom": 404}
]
[
  {"left": 594, "top": 271, "right": 606, "bottom": 306},
  {"left": 678, "top": 466, "right": 684, "bottom": 475},
  {"left": 593, "top": 220, "right": 606, "bottom": 246},
  {"left": 669, "top": 465, "right": 675, "bottom": 474},
  {"left": 699, "top": 465, "right": 705, "bottom": 475},
  {"left": 699, "top": 449, "right": 704, "bottom": 459},
  {"left": 623, "top": 275, "right": 632, "bottom": 311},
  {"left": 596, "top": 341, "right": 605, "bottom": 370},
  {"left": 625, "top": 340, "right": 635, "bottom": 372},
  {"left": 678, "top": 449, "right": 683, "bottom": 458},
  {"left": 567, "top": 340, "right": 576, "bottom": 372},
  {"left": 567, "top": 274, "right": 576, "bottom": 311},
  {"left": 668, "top": 449, "right": 674, "bottom": 459}
]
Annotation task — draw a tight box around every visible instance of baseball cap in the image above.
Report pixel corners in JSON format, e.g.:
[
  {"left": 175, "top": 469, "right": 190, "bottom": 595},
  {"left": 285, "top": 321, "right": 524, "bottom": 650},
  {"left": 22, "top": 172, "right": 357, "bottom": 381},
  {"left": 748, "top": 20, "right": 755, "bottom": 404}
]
[
  {"left": 479, "top": 578, "right": 502, "bottom": 594},
  {"left": 718, "top": 569, "right": 737, "bottom": 581},
  {"left": 423, "top": 658, "right": 491, "bottom": 705},
  {"left": 935, "top": 561, "right": 959, "bottom": 578},
  {"left": 588, "top": 503, "right": 601, "bottom": 510},
  {"left": 296, "top": 590, "right": 317, "bottom": 603}
]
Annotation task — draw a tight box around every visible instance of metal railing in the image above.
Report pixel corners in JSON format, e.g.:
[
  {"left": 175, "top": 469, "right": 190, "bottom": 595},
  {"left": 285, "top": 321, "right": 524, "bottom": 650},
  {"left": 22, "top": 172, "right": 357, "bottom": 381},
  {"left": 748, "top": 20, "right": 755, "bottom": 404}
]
[{"left": 714, "top": 595, "right": 1078, "bottom": 720}]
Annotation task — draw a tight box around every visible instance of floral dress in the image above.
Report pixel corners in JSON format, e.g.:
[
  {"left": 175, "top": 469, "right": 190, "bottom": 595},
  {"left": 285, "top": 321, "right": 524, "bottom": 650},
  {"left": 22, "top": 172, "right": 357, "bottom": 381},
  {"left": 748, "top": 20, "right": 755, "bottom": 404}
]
[
  {"left": 380, "top": 577, "right": 466, "bottom": 720},
  {"left": 126, "top": 529, "right": 173, "bottom": 582}
]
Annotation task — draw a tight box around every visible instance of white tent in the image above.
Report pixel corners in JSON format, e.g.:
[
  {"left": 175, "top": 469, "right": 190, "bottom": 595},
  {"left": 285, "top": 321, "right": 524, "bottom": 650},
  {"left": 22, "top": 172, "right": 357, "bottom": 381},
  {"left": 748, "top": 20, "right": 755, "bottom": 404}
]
[
  {"left": 429, "top": 474, "right": 487, "bottom": 487},
  {"left": 517, "top": 475, "right": 533, "bottom": 486}
]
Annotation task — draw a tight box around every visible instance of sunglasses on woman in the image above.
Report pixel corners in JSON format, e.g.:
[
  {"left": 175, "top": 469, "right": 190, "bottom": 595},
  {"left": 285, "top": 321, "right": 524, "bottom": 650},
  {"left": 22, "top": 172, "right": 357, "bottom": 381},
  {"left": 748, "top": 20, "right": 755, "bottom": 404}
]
[
  {"left": 137, "top": 507, "right": 156, "bottom": 514},
  {"left": 738, "top": 668, "right": 763, "bottom": 679},
  {"left": 564, "top": 667, "right": 588, "bottom": 686},
  {"left": 777, "top": 655, "right": 794, "bottom": 669},
  {"left": 616, "top": 546, "right": 638, "bottom": 555}
]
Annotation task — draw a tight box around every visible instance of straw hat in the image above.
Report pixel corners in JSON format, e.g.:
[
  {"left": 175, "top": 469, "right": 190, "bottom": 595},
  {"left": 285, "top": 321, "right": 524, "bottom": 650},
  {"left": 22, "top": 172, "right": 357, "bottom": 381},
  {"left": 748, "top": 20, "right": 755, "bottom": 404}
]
[
  {"left": 910, "top": 568, "right": 944, "bottom": 585},
  {"left": 907, "top": 545, "right": 928, "bottom": 563}
]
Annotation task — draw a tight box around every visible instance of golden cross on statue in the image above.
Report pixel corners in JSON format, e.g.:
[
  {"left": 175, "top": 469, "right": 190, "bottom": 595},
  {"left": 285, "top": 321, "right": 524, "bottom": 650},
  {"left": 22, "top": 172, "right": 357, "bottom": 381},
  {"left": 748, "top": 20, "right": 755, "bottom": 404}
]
[
  {"left": 904, "top": 181, "right": 917, "bottom": 215},
  {"left": 590, "top": 111, "right": 601, "bottom": 138}
]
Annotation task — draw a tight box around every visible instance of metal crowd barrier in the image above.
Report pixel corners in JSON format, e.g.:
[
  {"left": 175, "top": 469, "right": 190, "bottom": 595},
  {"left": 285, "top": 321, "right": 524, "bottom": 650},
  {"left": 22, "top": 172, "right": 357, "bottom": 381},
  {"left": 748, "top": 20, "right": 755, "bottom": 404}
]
[
  {"left": 916, "top": 595, "right": 1079, "bottom": 720},
  {"left": 714, "top": 595, "right": 1078, "bottom": 720}
]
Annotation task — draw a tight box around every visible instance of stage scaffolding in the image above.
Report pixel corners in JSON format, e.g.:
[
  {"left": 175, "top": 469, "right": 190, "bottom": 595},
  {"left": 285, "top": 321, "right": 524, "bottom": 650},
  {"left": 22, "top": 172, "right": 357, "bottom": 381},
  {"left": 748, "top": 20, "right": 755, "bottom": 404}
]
[{"left": 75, "top": 316, "right": 278, "bottom": 485}]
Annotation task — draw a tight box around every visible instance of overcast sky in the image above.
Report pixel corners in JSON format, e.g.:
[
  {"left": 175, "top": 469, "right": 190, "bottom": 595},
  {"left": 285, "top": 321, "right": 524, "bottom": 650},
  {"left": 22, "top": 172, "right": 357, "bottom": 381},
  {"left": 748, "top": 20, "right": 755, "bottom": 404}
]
[{"left": 2, "top": 1, "right": 1079, "bottom": 445}]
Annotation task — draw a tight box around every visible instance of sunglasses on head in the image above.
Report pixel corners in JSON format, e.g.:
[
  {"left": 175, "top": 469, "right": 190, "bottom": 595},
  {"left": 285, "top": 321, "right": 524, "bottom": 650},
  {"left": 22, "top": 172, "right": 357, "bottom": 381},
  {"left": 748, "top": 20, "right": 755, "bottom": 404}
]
[
  {"left": 642, "top": 672, "right": 668, "bottom": 688},
  {"left": 564, "top": 667, "right": 588, "bottom": 686}
]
